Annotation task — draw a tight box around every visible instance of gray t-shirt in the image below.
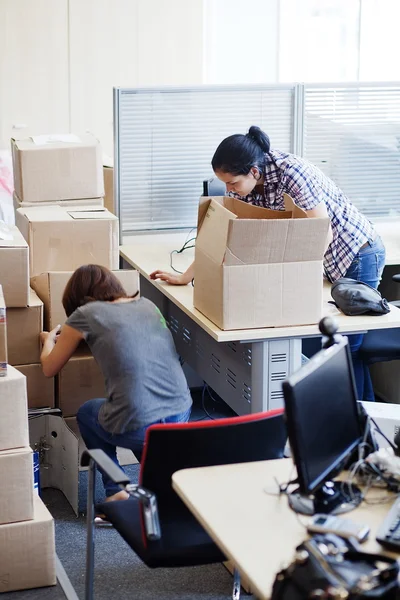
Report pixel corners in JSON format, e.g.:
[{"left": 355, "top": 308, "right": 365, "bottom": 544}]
[{"left": 66, "top": 298, "right": 192, "bottom": 434}]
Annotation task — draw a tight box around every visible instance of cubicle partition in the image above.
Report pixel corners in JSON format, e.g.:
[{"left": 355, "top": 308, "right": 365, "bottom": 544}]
[{"left": 114, "top": 82, "right": 400, "bottom": 235}]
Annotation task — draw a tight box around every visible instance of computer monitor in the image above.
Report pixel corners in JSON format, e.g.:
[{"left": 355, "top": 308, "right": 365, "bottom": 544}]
[
  {"left": 283, "top": 337, "right": 363, "bottom": 515},
  {"left": 203, "top": 177, "right": 226, "bottom": 196}
]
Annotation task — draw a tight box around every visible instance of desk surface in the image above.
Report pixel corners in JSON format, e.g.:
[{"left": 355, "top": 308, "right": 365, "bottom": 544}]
[
  {"left": 120, "top": 240, "right": 400, "bottom": 343},
  {"left": 172, "top": 458, "right": 397, "bottom": 600}
]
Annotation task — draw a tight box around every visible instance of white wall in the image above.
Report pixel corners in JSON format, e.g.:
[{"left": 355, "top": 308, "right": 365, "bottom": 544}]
[
  {"left": 0, "top": 0, "right": 204, "bottom": 155},
  {"left": 204, "top": 0, "right": 279, "bottom": 84},
  {"left": 0, "top": 0, "right": 70, "bottom": 149}
]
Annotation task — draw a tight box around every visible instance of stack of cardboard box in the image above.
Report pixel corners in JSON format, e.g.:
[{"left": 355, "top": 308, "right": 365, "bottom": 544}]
[
  {"left": 9, "top": 133, "right": 137, "bottom": 417},
  {"left": 0, "top": 217, "right": 49, "bottom": 408},
  {"left": 0, "top": 287, "right": 56, "bottom": 593}
]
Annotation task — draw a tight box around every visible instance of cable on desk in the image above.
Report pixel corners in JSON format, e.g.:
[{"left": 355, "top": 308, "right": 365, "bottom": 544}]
[{"left": 170, "top": 230, "right": 197, "bottom": 274}]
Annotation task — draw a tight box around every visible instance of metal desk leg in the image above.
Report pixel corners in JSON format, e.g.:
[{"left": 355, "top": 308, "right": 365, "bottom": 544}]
[{"left": 250, "top": 338, "right": 302, "bottom": 413}]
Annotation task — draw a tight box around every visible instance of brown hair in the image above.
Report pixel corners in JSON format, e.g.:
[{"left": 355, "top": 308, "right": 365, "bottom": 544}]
[{"left": 62, "top": 264, "right": 137, "bottom": 317}]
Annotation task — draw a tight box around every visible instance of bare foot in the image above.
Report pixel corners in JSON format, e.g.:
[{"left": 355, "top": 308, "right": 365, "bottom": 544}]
[{"left": 105, "top": 490, "right": 129, "bottom": 503}]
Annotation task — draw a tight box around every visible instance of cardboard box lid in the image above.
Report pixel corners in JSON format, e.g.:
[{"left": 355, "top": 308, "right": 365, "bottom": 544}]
[
  {"left": 16, "top": 205, "right": 117, "bottom": 223},
  {"left": 0, "top": 224, "right": 28, "bottom": 249},
  {"left": 197, "top": 197, "right": 330, "bottom": 267},
  {"left": 11, "top": 132, "right": 100, "bottom": 152}
]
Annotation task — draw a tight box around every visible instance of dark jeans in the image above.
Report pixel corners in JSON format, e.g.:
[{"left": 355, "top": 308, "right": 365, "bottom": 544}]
[
  {"left": 77, "top": 398, "right": 191, "bottom": 497},
  {"left": 344, "top": 235, "right": 386, "bottom": 401}
]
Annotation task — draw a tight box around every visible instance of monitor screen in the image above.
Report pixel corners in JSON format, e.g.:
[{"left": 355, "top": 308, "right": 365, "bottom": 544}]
[{"left": 283, "top": 339, "right": 362, "bottom": 495}]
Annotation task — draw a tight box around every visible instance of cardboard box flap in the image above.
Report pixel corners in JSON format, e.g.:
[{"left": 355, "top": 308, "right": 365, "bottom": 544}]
[
  {"left": 225, "top": 217, "right": 330, "bottom": 265},
  {"left": 12, "top": 132, "right": 100, "bottom": 151},
  {"left": 0, "top": 225, "right": 28, "bottom": 249},
  {"left": 283, "top": 193, "right": 308, "bottom": 219},
  {"left": 223, "top": 195, "right": 292, "bottom": 220},
  {"left": 67, "top": 209, "right": 114, "bottom": 220},
  {"left": 196, "top": 199, "right": 237, "bottom": 265},
  {"left": 17, "top": 206, "right": 71, "bottom": 222},
  {"left": 197, "top": 196, "right": 225, "bottom": 229},
  {"left": 197, "top": 196, "right": 292, "bottom": 229}
]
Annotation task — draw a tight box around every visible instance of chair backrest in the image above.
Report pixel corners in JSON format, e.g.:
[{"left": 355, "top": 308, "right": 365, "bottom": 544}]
[{"left": 139, "top": 409, "right": 286, "bottom": 514}]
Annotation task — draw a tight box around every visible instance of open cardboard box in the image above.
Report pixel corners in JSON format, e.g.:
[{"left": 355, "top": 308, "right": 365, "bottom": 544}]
[{"left": 194, "top": 195, "right": 330, "bottom": 330}]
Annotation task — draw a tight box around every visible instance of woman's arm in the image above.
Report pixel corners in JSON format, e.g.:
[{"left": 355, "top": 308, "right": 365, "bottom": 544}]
[
  {"left": 285, "top": 168, "right": 333, "bottom": 252},
  {"left": 150, "top": 261, "right": 194, "bottom": 285},
  {"left": 40, "top": 324, "right": 84, "bottom": 377}
]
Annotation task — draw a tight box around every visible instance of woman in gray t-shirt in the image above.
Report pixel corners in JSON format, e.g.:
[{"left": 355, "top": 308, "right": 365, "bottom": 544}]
[{"left": 40, "top": 264, "right": 192, "bottom": 502}]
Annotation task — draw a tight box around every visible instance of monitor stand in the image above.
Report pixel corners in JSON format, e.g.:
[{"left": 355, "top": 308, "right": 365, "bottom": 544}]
[{"left": 288, "top": 480, "right": 363, "bottom": 515}]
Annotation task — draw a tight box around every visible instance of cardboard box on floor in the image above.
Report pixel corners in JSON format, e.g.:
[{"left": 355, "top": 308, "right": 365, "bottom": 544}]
[
  {"left": 7, "top": 288, "right": 43, "bottom": 365},
  {"left": 13, "top": 191, "right": 103, "bottom": 211},
  {"left": 0, "top": 447, "right": 34, "bottom": 525},
  {"left": 11, "top": 133, "right": 104, "bottom": 203},
  {"left": 57, "top": 351, "right": 106, "bottom": 417},
  {"left": 0, "top": 494, "right": 56, "bottom": 593},
  {"left": 15, "top": 364, "right": 55, "bottom": 409},
  {"left": 0, "top": 224, "right": 29, "bottom": 307},
  {"left": 31, "top": 269, "right": 140, "bottom": 330},
  {"left": 0, "top": 286, "right": 7, "bottom": 376},
  {"left": 29, "top": 414, "right": 79, "bottom": 515},
  {"left": 194, "top": 195, "right": 330, "bottom": 330},
  {"left": 16, "top": 205, "right": 119, "bottom": 277},
  {"left": 0, "top": 365, "right": 29, "bottom": 451}
]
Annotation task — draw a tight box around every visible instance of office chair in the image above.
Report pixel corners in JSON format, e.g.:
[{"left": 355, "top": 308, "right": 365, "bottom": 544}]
[
  {"left": 392, "top": 274, "right": 400, "bottom": 308},
  {"left": 358, "top": 274, "right": 400, "bottom": 366},
  {"left": 81, "top": 409, "right": 287, "bottom": 600}
]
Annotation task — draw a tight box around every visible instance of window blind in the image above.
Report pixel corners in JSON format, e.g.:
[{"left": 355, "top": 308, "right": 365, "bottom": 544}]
[
  {"left": 115, "top": 85, "right": 295, "bottom": 233},
  {"left": 302, "top": 83, "right": 400, "bottom": 219}
]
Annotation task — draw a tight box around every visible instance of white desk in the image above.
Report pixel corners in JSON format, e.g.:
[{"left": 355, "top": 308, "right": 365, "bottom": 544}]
[
  {"left": 172, "top": 459, "right": 397, "bottom": 600},
  {"left": 120, "top": 240, "right": 400, "bottom": 415}
]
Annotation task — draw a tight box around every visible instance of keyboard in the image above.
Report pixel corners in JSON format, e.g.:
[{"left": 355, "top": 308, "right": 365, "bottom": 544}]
[{"left": 376, "top": 496, "right": 400, "bottom": 551}]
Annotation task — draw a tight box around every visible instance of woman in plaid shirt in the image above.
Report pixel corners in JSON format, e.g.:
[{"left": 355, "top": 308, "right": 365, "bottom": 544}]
[{"left": 151, "top": 126, "right": 386, "bottom": 401}]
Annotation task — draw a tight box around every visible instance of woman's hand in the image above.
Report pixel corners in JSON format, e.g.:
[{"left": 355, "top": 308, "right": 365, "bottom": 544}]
[
  {"left": 40, "top": 324, "right": 61, "bottom": 347},
  {"left": 150, "top": 270, "right": 190, "bottom": 285},
  {"left": 40, "top": 324, "right": 84, "bottom": 377},
  {"left": 150, "top": 262, "right": 195, "bottom": 286}
]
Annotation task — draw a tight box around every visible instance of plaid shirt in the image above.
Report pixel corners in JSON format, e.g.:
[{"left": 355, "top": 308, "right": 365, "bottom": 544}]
[{"left": 230, "top": 149, "right": 376, "bottom": 282}]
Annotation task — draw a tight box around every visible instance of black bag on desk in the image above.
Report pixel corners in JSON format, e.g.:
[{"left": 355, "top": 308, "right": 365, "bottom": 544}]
[
  {"left": 271, "top": 533, "right": 399, "bottom": 600},
  {"left": 330, "top": 278, "right": 390, "bottom": 316}
]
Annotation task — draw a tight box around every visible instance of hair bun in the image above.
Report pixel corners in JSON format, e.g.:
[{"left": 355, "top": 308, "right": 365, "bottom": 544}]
[{"left": 247, "top": 126, "right": 270, "bottom": 153}]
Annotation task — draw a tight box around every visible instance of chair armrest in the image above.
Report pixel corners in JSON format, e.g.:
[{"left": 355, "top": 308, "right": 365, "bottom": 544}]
[
  {"left": 81, "top": 449, "right": 131, "bottom": 487},
  {"left": 125, "top": 484, "right": 161, "bottom": 540},
  {"left": 393, "top": 274, "right": 400, "bottom": 283}
]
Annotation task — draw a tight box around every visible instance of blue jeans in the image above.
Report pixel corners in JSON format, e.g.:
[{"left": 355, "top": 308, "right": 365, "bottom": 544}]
[
  {"left": 344, "top": 236, "right": 386, "bottom": 401},
  {"left": 77, "top": 398, "right": 192, "bottom": 497}
]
